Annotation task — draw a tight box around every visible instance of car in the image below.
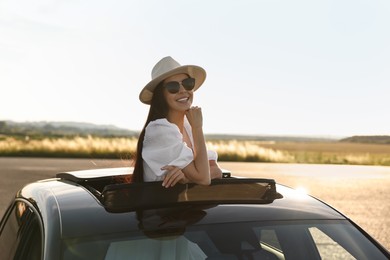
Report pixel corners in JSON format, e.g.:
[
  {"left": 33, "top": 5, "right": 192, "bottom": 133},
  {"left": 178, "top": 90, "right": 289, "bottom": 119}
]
[{"left": 0, "top": 167, "right": 389, "bottom": 260}]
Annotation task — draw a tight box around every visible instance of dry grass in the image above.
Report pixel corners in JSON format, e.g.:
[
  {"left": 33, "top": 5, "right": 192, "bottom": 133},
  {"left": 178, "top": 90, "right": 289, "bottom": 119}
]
[
  {"left": 1, "top": 136, "right": 390, "bottom": 166},
  {"left": 206, "top": 140, "right": 294, "bottom": 162},
  {"left": 0, "top": 136, "right": 137, "bottom": 158},
  {"left": 257, "top": 141, "right": 390, "bottom": 154},
  {"left": 256, "top": 141, "right": 390, "bottom": 166}
]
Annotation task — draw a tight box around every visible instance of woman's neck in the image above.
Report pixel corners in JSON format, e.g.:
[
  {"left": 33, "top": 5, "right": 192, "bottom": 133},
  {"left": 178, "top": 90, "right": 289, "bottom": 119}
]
[{"left": 167, "top": 111, "right": 185, "bottom": 133}]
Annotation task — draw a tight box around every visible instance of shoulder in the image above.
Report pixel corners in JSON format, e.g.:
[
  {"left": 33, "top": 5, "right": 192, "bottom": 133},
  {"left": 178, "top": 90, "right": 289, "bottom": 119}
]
[
  {"left": 146, "top": 118, "right": 175, "bottom": 129},
  {"left": 145, "top": 119, "right": 181, "bottom": 139}
]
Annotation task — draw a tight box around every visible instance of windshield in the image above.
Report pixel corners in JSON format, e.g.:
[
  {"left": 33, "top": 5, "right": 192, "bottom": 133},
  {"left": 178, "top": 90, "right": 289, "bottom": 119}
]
[{"left": 62, "top": 220, "right": 388, "bottom": 260}]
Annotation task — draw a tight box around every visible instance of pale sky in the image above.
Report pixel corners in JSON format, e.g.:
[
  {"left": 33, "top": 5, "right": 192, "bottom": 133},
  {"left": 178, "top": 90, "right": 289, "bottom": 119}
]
[{"left": 1, "top": 0, "right": 389, "bottom": 137}]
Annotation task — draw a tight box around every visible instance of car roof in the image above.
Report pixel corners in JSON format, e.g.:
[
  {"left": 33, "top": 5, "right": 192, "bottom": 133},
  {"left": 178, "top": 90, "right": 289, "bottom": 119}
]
[{"left": 18, "top": 167, "right": 345, "bottom": 239}]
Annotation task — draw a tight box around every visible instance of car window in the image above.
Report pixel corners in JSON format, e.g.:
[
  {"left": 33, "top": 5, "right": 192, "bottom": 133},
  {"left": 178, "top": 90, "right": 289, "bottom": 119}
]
[
  {"left": 309, "top": 227, "right": 354, "bottom": 259},
  {"left": 255, "top": 229, "right": 284, "bottom": 259},
  {"left": 0, "top": 201, "right": 42, "bottom": 260},
  {"left": 105, "top": 236, "right": 206, "bottom": 260},
  {"left": 62, "top": 220, "right": 388, "bottom": 260}
]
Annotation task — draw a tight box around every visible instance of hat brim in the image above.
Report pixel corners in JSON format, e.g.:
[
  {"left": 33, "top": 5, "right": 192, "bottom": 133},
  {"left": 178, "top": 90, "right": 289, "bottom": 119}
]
[{"left": 139, "top": 65, "right": 206, "bottom": 105}]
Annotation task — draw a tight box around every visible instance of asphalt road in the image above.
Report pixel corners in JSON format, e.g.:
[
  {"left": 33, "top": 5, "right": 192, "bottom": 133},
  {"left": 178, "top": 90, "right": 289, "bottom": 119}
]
[
  {"left": 1, "top": 157, "right": 390, "bottom": 249},
  {"left": 0, "top": 157, "right": 131, "bottom": 216}
]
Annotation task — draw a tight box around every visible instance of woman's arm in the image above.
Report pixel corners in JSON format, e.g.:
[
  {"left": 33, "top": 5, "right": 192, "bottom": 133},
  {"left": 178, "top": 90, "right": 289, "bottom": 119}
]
[
  {"left": 182, "top": 107, "right": 210, "bottom": 185},
  {"left": 163, "top": 107, "right": 210, "bottom": 186},
  {"left": 161, "top": 165, "right": 189, "bottom": 188},
  {"left": 161, "top": 159, "right": 222, "bottom": 187}
]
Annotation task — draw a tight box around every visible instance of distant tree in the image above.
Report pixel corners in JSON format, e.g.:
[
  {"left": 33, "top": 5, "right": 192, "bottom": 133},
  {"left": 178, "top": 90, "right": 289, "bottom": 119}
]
[
  {"left": 340, "top": 135, "right": 390, "bottom": 145},
  {"left": 0, "top": 121, "right": 7, "bottom": 133}
]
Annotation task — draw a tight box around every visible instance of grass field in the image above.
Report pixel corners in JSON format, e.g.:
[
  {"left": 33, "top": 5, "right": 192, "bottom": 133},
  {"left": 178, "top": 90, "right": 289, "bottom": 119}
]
[
  {"left": 1, "top": 136, "right": 390, "bottom": 166},
  {"left": 247, "top": 141, "right": 390, "bottom": 165}
]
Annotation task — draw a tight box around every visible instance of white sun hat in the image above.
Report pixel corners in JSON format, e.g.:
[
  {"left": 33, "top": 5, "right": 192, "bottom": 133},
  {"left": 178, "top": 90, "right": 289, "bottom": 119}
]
[{"left": 139, "top": 56, "right": 206, "bottom": 105}]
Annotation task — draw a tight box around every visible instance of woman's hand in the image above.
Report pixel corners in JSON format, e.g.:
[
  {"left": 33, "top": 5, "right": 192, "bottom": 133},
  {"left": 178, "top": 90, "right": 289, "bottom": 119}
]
[
  {"left": 186, "top": 106, "right": 203, "bottom": 129},
  {"left": 161, "top": 165, "right": 189, "bottom": 188},
  {"left": 209, "top": 160, "right": 223, "bottom": 179}
]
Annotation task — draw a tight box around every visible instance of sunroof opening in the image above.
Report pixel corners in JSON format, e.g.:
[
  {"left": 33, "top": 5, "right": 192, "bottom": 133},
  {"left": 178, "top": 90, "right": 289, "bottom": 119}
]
[
  {"left": 101, "top": 178, "right": 283, "bottom": 213},
  {"left": 56, "top": 168, "right": 282, "bottom": 213}
]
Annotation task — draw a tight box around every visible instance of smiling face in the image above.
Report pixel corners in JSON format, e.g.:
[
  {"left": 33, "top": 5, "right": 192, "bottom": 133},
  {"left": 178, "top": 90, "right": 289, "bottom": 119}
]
[{"left": 163, "top": 73, "right": 193, "bottom": 113}]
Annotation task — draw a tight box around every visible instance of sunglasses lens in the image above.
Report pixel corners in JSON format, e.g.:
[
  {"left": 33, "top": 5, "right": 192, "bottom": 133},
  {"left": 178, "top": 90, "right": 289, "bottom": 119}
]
[
  {"left": 182, "top": 78, "right": 195, "bottom": 90},
  {"left": 165, "top": 82, "right": 180, "bottom": 93},
  {"left": 164, "top": 78, "right": 196, "bottom": 93}
]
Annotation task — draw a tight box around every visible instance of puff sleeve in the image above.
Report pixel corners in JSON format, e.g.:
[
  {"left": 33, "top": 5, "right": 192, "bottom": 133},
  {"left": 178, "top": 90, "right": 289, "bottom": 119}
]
[{"left": 142, "top": 119, "right": 194, "bottom": 181}]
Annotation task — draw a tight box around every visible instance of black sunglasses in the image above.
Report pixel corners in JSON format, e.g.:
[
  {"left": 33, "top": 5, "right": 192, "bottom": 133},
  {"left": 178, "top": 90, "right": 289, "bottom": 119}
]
[{"left": 164, "top": 78, "right": 195, "bottom": 94}]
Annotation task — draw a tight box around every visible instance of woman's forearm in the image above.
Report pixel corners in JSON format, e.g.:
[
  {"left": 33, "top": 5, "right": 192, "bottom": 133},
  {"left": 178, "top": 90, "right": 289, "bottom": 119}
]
[
  {"left": 193, "top": 126, "right": 210, "bottom": 183},
  {"left": 183, "top": 107, "right": 210, "bottom": 185},
  {"left": 183, "top": 126, "right": 210, "bottom": 185}
]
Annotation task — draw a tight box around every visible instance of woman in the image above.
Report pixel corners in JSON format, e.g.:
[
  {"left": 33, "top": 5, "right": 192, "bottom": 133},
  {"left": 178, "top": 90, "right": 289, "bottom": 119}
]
[{"left": 133, "top": 56, "right": 222, "bottom": 187}]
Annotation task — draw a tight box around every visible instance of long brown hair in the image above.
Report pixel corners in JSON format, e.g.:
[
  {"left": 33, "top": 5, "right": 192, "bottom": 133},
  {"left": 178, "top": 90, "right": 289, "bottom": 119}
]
[{"left": 132, "top": 82, "right": 169, "bottom": 182}]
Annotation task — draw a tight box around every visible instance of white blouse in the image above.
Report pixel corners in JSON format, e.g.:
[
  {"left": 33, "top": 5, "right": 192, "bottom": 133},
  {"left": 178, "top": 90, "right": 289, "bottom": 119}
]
[{"left": 142, "top": 117, "right": 218, "bottom": 182}]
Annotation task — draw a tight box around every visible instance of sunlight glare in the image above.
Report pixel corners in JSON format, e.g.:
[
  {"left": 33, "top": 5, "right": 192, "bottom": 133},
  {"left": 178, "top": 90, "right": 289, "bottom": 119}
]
[{"left": 295, "top": 186, "right": 309, "bottom": 195}]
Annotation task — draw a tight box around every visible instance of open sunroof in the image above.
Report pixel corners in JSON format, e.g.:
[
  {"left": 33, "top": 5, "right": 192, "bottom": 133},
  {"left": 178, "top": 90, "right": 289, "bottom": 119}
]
[
  {"left": 101, "top": 178, "right": 282, "bottom": 213},
  {"left": 56, "top": 167, "right": 281, "bottom": 213}
]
